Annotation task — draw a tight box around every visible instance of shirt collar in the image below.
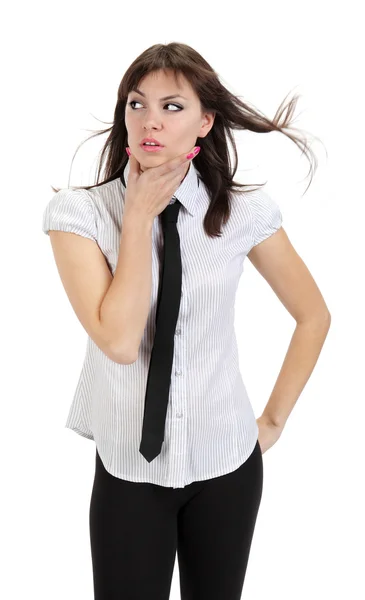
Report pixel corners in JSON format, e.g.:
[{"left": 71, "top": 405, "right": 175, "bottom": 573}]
[{"left": 121, "top": 158, "right": 200, "bottom": 217}]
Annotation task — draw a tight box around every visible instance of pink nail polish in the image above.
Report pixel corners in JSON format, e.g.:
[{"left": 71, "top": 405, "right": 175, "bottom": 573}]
[{"left": 186, "top": 147, "right": 201, "bottom": 159}]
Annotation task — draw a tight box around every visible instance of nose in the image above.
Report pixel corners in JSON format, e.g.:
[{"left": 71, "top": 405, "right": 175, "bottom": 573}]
[
  {"left": 142, "top": 109, "right": 163, "bottom": 131},
  {"left": 143, "top": 122, "right": 161, "bottom": 132}
]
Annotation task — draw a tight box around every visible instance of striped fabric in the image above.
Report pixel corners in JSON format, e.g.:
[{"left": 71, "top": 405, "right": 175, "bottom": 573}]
[{"left": 42, "top": 159, "right": 283, "bottom": 488}]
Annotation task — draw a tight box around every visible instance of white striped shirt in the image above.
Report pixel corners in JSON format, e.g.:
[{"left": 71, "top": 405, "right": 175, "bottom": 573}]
[{"left": 42, "top": 159, "right": 283, "bottom": 488}]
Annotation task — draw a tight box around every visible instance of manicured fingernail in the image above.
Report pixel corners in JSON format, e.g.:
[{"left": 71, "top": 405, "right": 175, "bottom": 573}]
[
  {"left": 126, "top": 147, "right": 131, "bottom": 156},
  {"left": 186, "top": 147, "right": 201, "bottom": 159}
]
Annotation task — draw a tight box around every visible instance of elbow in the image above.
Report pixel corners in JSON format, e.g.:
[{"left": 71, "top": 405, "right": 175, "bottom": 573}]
[
  {"left": 107, "top": 343, "right": 138, "bottom": 365},
  {"left": 297, "top": 311, "right": 331, "bottom": 328},
  {"left": 321, "top": 310, "right": 332, "bottom": 327}
]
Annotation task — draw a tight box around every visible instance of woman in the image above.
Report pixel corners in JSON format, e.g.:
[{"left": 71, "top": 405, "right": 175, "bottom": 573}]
[{"left": 42, "top": 42, "right": 331, "bottom": 599}]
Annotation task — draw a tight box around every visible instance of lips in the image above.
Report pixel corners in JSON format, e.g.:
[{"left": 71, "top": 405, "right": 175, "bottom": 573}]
[
  {"left": 140, "top": 137, "right": 164, "bottom": 146},
  {"left": 140, "top": 144, "right": 164, "bottom": 152}
]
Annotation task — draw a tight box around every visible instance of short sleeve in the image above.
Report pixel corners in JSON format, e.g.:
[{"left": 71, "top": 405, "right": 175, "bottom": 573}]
[
  {"left": 246, "top": 188, "right": 283, "bottom": 249},
  {"left": 42, "top": 188, "right": 97, "bottom": 242}
]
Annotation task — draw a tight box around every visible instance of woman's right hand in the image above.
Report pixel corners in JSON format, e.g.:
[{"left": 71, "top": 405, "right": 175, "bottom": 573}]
[{"left": 124, "top": 145, "right": 201, "bottom": 221}]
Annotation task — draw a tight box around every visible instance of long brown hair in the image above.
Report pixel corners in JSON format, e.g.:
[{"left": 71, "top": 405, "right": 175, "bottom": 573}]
[{"left": 51, "top": 42, "right": 323, "bottom": 239}]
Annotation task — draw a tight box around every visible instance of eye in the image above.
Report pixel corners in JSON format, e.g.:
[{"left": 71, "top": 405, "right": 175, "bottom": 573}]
[{"left": 128, "top": 100, "right": 182, "bottom": 111}]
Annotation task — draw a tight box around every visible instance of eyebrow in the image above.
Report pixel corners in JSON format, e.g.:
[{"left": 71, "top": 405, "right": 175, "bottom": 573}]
[{"left": 131, "top": 88, "right": 188, "bottom": 101}]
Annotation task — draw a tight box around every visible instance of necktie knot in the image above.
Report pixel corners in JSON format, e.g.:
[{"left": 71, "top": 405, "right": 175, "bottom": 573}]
[{"left": 160, "top": 199, "right": 181, "bottom": 227}]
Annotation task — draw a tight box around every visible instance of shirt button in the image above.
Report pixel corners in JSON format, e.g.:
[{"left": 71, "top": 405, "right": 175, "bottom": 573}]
[
  {"left": 176, "top": 412, "right": 183, "bottom": 418},
  {"left": 175, "top": 329, "right": 181, "bottom": 335},
  {"left": 175, "top": 370, "right": 182, "bottom": 376}
]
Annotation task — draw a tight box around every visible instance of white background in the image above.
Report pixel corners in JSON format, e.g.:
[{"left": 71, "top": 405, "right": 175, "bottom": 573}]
[{"left": 2, "top": 0, "right": 364, "bottom": 598}]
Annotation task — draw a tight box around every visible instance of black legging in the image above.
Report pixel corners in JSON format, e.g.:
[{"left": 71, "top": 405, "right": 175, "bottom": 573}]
[{"left": 89, "top": 439, "right": 263, "bottom": 600}]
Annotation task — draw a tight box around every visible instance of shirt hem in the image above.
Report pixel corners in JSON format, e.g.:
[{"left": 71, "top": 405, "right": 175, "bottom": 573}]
[
  {"left": 65, "top": 424, "right": 258, "bottom": 490},
  {"left": 97, "top": 436, "right": 259, "bottom": 489}
]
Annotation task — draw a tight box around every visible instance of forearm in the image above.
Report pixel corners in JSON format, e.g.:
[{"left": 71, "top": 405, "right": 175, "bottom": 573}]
[
  {"left": 99, "top": 207, "right": 154, "bottom": 362},
  {"left": 261, "top": 316, "right": 331, "bottom": 429}
]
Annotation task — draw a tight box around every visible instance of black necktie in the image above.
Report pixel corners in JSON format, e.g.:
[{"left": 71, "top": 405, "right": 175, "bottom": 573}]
[{"left": 139, "top": 199, "right": 182, "bottom": 462}]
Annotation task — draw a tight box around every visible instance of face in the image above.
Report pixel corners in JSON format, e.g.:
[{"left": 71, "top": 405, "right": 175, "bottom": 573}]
[{"left": 125, "top": 69, "right": 215, "bottom": 179}]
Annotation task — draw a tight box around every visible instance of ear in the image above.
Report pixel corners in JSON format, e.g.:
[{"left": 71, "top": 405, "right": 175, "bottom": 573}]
[{"left": 199, "top": 111, "right": 215, "bottom": 138}]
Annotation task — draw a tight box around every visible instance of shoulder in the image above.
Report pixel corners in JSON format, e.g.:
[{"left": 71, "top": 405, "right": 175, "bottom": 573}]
[
  {"left": 239, "top": 186, "right": 283, "bottom": 249},
  {"left": 42, "top": 187, "right": 97, "bottom": 242},
  {"left": 83, "top": 178, "right": 124, "bottom": 220}
]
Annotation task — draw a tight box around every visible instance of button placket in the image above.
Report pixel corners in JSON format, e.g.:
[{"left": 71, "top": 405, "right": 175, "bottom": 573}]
[
  {"left": 171, "top": 284, "right": 186, "bottom": 465},
  {"left": 174, "top": 316, "right": 182, "bottom": 415}
]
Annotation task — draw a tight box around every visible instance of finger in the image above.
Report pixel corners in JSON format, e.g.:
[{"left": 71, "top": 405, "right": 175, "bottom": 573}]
[
  {"left": 159, "top": 146, "right": 200, "bottom": 176},
  {"left": 163, "top": 162, "right": 189, "bottom": 185}
]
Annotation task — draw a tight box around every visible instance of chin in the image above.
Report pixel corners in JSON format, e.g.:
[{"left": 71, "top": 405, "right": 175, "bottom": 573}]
[{"left": 140, "top": 157, "right": 165, "bottom": 171}]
